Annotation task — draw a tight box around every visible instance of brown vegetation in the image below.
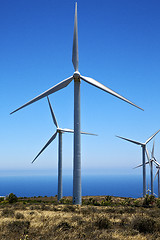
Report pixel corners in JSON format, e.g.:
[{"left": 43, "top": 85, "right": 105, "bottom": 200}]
[{"left": 0, "top": 194, "right": 160, "bottom": 239}]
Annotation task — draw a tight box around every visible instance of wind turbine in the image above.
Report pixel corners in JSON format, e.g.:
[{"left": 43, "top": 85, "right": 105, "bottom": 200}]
[
  {"left": 32, "top": 96, "right": 96, "bottom": 201},
  {"left": 154, "top": 161, "right": 160, "bottom": 198},
  {"left": 11, "top": 3, "right": 143, "bottom": 205},
  {"left": 134, "top": 141, "right": 157, "bottom": 196},
  {"left": 116, "top": 130, "right": 160, "bottom": 197}
]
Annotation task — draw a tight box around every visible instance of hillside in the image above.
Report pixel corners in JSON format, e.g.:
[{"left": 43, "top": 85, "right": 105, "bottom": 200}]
[{"left": 0, "top": 194, "right": 160, "bottom": 239}]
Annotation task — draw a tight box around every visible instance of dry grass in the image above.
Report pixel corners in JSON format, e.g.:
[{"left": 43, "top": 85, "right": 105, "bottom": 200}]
[{"left": 0, "top": 195, "right": 160, "bottom": 239}]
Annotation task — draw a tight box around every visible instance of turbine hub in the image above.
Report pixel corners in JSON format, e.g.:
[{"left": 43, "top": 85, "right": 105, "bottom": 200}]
[
  {"left": 57, "top": 128, "right": 63, "bottom": 133},
  {"left": 73, "top": 71, "right": 80, "bottom": 81}
]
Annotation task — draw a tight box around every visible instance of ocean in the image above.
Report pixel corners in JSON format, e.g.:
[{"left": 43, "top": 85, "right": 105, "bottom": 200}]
[{"left": 0, "top": 174, "right": 157, "bottom": 198}]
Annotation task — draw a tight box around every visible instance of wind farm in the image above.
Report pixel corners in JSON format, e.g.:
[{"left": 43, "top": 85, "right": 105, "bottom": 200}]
[
  {"left": 1, "top": 0, "right": 159, "bottom": 204},
  {"left": 1, "top": 1, "right": 160, "bottom": 239},
  {"left": 3, "top": 0, "right": 160, "bottom": 200}
]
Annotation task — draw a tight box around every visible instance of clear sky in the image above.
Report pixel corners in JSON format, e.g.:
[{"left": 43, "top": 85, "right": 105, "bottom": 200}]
[{"left": 1, "top": 0, "right": 160, "bottom": 177}]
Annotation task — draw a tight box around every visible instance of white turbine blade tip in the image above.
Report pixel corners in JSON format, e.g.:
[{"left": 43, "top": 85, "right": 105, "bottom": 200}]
[
  {"left": 152, "top": 140, "right": 155, "bottom": 157},
  {"left": 145, "top": 148, "right": 151, "bottom": 168},
  {"left": 133, "top": 164, "right": 143, "bottom": 169},
  {"left": 47, "top": 96, "right": 59, "bottom": 128},
  {"left": 80, "top": 131, "right": 98, "bottom": 136},
  {"left": 145, "top": 129, "right": 160, "bottom": 144},
  {"left": 72, "top": 2, "right": 79, "bottom": 71},
  {"left": 116, "top": 135, "right": 143, "bottom": 146},
  {"left": 31, "top": 131, "right": 57, "bottom": 163},
  {"left": 154, "top": 169, "right": 159, "bottom": 181},
  {"left": 10, "top": 76, "right": 73, "bottom": 114},
  {"left": 80, "top": 75, "right": 144, "bottom": 111}
]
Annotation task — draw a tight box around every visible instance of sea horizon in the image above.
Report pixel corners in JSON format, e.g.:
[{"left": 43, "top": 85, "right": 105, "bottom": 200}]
[{"left": 0, "top": 174, "right": 157, "bottom": 199}]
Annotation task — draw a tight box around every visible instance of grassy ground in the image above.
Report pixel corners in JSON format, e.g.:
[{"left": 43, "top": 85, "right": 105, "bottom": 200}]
[{"left": 0, "top": 195, "right": 160, "bottom": 239}]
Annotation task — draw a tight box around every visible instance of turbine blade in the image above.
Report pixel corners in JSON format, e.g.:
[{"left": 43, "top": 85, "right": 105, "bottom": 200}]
[
  {"left": 154, "top": 169, "right": 159, "bottom": 182},
  {"left": 153, "top": 159, "right": 160, "bottom": 167},
  {"left": 116, "top": 135, "right": 143, "bottom": 146},
  {"left": 145, "top": 129, "right": 160, "bottom": 145},
  {"left": 59, "top": 128, "right": 97, "bottom": 136},
  {"left": 145, "top": 148, "right": 150, "bottom": 162},
  {"left": 151, "top": 140, "right": 155, "bottom": 158},
  {"left": 47, "top": 96, "right": 58, "bottom": 128},
  {"left": 80, "top": 75, "right": 144, "bottom": 111},
  {"left": 145, "top": 148, "right": 151, "bottom": 168},
  {"left": 133, "top": 163, "right": 143, "bottom": 169},
  {"left": 80, "top": 131, "right": 98, "bottom": 136},
  {"left": 10, "top": 76, "right": 73, "bottom": 114},
  {"left": 72, "top": 2, "right": 79, "bottom": 71},
  {"left": 133, "top": 161, "right": 149, "bottom": 169},
  {"left": 32, "top": 131, "right": 57, "bottom": 163}
]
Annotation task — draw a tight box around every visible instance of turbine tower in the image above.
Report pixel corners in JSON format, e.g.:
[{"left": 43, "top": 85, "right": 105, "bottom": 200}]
[
  {"left": 135, "top": 145, "right": 154, "bottom": 196},
  {"left": 11, "top": 3, "right": 143, "bottom": 205},
  {"left": 116, "top": 130, "right": 160, "bottom": 197},
  {"left": 32, "top": 96, "right": 96, "bottom": 201},
  {"left": 147, "top": 141, "right": 155, "bottom": 195}
]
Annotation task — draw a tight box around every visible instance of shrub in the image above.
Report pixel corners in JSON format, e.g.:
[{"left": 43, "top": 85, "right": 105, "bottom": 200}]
[
  {"left": 133, "top": 200, "right": 141, "bottom": 207},
  {"left": 101, "top": 200, "right": 112, "bottom": 206},
  {"left": 85, "top": 198, "right": 100, "bottom": 206},
  {"left": 59, "top": 198, "right": 66, "bottom": 204},
  {"left": 7, "top": 220, "right": 30, "bottom": 234},
  {"left": 95, "top": 215, "right": 111, "bottom": 229},
  {"left": 121, "top": 198, "right": 131, "bottom": 206},
  {"left": 15, "top": 212, "right": 24, "bottom": 219},
  {"left": 156, "top": 198, "right": 160, "bottom": 208},
  {"left": 131, "top": 216, "right": 155, "bottom": 233},
  {"left": 62, "top": 205, "right": 75, "bottom": 212},
  {"left": 143, "top": 194, "right": 155, "bottom": 206},
  {"left": 119, "top": 216, "right": 129, "bottom": 227},
  {"left": 1, "top": 208, "right": 15, "bottom": 217},
  {"left": 41, "top": 203, "right": 49, "bottom": 211},
  {"left": 105, "top": 195, "right": 112, "bottom": 202},
  {"left": 56, "top": 221, "right": 72, "bottom": 231},
  {"left": 7, "top": 193, "right": 18, "bottom": 203},
  {"left": 92, "top": 199, "right": 100, "bottom": 206},
  {"left": 71, "top": 215, "right": 83, "bottom": 225},
  {"left": 0, "top": 197, "right": 5, "bottom": 202}
]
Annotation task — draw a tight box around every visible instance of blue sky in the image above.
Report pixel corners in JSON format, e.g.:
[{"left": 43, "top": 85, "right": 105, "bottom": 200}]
[{"left": 1, "top": 0, "right": 160, "bottom": 178}]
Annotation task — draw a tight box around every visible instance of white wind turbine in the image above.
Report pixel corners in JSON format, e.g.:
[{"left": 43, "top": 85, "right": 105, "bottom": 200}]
[
  {"left": 154, "top": 160, "right": 160, "bottom": 198},
  {"left": 32, "top": 96, "right": 96, "bottom": 201},
  {"left": 134, "top": 141, "right": 157, "bottom": 196},
  {"left": 134, "top": 141, "right": 158, "bottom": 195},
  {"left": 11, "top": 3, "right": 143, "bottom": 205},
  {"left": 116, "top": 130, "right": 160, "bottom": 197}
]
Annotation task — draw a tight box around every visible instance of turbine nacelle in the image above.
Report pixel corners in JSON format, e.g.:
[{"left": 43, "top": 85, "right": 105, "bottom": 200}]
[
  {"left": 57, "top": 128, "right": 64, "bottom": 133},
  {"left": 73, "top": 71, "right": 80, "bottom": 81},
  {"left": 141, "top": 144, "right": 146, "bottom": 147}
]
